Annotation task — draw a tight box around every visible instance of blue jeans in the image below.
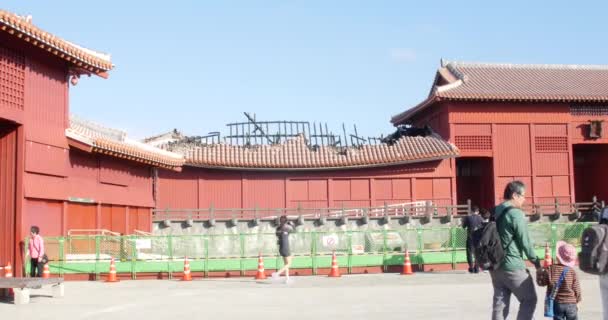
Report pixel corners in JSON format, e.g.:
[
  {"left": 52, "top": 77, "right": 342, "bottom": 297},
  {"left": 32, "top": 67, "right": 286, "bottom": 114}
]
[{"left": 553, "top": 303, "right": 578, "bottom": 320}]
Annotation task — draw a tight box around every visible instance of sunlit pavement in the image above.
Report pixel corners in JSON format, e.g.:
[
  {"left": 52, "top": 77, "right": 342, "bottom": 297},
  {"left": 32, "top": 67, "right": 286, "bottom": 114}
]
[{"left": 0, "top": 270, "right": 602, "bottom": 320}]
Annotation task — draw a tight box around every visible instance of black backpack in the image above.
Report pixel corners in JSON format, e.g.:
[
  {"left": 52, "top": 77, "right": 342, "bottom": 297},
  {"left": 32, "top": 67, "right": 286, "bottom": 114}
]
[
  {"left": 472, "top": 207, "right": 514, "bottom": 270},
  {"left": 578, "top": 224, "right": 608, "bottom": 275},
  {"left": 600, "top": 207, "right": 608, "bottom": 224}
]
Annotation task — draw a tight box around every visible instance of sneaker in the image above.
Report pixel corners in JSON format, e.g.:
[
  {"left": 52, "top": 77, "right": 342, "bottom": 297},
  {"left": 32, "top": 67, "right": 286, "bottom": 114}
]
[
  {"left": 474, "top": 267, "right": 480, "bottom": 274},
  {"left": 271, "top": 272, "right": 280, "bottom": 283},
  {"left": 468, "top": 267, "right": 474, "bottom": 273}
]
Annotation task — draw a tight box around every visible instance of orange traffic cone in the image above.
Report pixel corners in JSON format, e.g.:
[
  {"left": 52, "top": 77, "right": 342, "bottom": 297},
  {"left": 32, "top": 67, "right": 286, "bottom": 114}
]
[
  {"left": 328, "top": 251, "right": 341, "bottom": 278},
  {"left": 4, "top": 262, "right": 12, "bottom": 278},
  {"left": 544, "top": 243, "right": 552, "bottom": 268},
  {"left": 401, "top": 250, "right": 413, "bottom": 275},
  {"left": 42, "top": 263, "right": 50, "bottom": 279},
  {"left": 254, "top": 253, "right": 267, "bottom": 280},
  {"left": 182, "top": 257, "right": 192, "bottom": 281},
  {"left": 106, "top": 258, "right": 119, "bottom": 282}
]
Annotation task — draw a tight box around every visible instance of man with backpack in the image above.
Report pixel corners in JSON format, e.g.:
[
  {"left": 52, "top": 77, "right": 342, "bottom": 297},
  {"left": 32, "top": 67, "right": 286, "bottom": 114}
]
[
  {"left": 490, "top": 181, "right": 542, "bottom": 320},
  {"left": 463, "top": 205, "right": 484, "bottom": 273},
  {"left": 593, "top": 206, "right": 608, "bottom": 319},
  {"left": 596, "top": 206, "right": 608, "bottom": 320},
  {"left": 578, "top": 204, "right": 608, "bottom": 319}
]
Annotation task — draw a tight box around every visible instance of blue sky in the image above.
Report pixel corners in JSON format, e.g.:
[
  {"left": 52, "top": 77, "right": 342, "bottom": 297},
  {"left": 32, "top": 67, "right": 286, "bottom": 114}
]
[{"left": 4, "top": 1, "right": 607, "bottom": 140}]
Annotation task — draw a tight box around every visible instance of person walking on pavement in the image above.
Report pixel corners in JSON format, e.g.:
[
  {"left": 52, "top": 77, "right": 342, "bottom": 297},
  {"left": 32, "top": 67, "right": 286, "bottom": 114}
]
[
  {"left": 463, "top": 205, "right": 484, "bottom": 273},
  {"left": 491, "top": 180, "right": 543, "bottom": 320},
  {"left": 272, "top": 215, "right": 295, "bottom": 284}
]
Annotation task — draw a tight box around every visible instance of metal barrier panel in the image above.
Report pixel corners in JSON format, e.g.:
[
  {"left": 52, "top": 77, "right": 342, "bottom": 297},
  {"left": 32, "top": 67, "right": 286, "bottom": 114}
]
[
  {"left": 419, "top": 228, "right": 452, "bottom": 265},
  {"left": 554, "top": 223, "right": 587, "bottom": 247},
  {"left": 30, "top": 222, "right": 594, "bottom": 277},
  {"left": 528, "top": 223, "right": 553, "bottom": 249}
]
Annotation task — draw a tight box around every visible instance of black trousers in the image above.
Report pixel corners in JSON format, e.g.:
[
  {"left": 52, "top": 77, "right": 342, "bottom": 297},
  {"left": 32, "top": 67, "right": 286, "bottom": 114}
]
[
  {"left": 465, "top": 238, "right": 478, "bottom": 270},
  {"left": 30, "top": 258, "right": 43, "bottom": 277}
]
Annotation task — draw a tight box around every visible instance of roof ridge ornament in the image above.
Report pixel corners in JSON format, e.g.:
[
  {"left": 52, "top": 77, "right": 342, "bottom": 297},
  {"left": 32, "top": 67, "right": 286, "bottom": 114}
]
[{"left": 445, "top": 63, "right": 468, "bottom": 82}]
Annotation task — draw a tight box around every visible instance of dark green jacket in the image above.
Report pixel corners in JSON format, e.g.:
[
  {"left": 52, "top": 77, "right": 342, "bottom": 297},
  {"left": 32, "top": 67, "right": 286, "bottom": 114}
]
[{"left": 495, "top": 201, "right": 539, "bottom": 271}]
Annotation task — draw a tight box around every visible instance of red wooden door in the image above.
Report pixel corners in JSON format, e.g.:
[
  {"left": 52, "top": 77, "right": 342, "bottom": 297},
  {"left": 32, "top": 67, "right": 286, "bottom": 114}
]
[{"left": 0, "top": 123, "right": 17, "bottom": 267}]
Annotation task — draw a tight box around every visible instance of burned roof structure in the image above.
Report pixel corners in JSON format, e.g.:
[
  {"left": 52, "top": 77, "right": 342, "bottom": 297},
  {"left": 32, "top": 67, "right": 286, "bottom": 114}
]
[{"left": 144, "top": 113, "right": 459, "bottom": 171}]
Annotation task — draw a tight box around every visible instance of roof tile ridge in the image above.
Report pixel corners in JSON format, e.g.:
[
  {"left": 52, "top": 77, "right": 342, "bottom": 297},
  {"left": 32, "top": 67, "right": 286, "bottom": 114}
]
[{"left": 450, "top": 61, "right": 608, "bottom": 71}]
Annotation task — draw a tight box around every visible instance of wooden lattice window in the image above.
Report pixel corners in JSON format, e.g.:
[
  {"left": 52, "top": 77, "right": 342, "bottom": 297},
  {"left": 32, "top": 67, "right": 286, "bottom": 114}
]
[
  {"left": 0, "top": 46, "right": 25, "bottom": 110},
  {"left": 535, "top": 137, "right": 568, "bottom": 152},
  {"left": 454, "top": 136, "right": 492, "bottom": 150},
  {"left": 570, "top": 105, "right": 608, "bottom": 116}
]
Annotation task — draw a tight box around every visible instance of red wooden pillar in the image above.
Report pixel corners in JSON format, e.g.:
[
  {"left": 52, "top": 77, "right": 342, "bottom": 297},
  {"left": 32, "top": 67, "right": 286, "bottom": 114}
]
[
  {"left": 327, "top": 178, "right": 334, "bottom": 207},
  {"left": 448, "top": 122, "right": 457, "bottom": 206},
  {"left": 567, "top": 122, "right": 575, "bottom": 204},
  {"left": 369, "top": 178, "right": 376, "bottom": 207},
  {"left": 96, "top": 203, "right": 101, "bottom": 230},
  {"left": 491, "top": 123, "right": 499, "bottom": 205},
  {"left": 125, "top": 206, "right": 130, "bottom": 234},
  {"left": 450, "top": 159, "right": 457, "bottom": 206},
  {"left": 411, "top": 178, "right": 417, "bottom": 203},
  {"left": 529, "top": 124, "right": 537, "bottom": 206},
  {"left": 13, "top": 125, "right": 25, "bottom": 276},
  {"left": 62, "top": 201, "right": 68, "bottom": 235}
]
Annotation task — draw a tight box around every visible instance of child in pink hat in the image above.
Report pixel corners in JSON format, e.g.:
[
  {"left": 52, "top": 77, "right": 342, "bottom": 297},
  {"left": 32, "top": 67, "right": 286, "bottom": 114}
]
[{"left": 537, "top": 241, "right": 581, "bottom": 319}]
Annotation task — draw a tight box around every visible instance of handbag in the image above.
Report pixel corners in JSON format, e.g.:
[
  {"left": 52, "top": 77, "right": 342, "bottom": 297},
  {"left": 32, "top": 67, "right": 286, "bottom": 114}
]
[
  {"left": 40, "top": 253, "right": 49, "bottom": 265},
  {"left": 544, "top": 266, "right": 569, "bottom": 317}
]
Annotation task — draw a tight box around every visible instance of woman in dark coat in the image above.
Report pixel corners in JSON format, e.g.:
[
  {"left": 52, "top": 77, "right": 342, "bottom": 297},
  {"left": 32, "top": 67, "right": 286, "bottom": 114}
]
[{"left": 272, "top": 215, "right": 295, "bottom": 283}]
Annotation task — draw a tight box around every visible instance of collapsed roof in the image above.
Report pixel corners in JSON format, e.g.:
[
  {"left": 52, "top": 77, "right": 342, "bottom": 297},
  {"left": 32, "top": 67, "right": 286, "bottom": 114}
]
[{"left": 145, "top": 120, "right": 459, "bottom": 171}]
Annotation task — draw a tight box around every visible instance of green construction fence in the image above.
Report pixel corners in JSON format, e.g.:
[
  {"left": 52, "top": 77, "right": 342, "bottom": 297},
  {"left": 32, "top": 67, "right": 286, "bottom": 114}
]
[{"left": 25, "top": 222, "right": 591, "bottom": 279}]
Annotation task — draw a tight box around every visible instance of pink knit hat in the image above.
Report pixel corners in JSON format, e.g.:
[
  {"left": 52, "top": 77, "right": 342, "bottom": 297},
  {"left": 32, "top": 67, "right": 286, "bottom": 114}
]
[{"left": 556, "top": 241, "right": 577, "bottom": 268}]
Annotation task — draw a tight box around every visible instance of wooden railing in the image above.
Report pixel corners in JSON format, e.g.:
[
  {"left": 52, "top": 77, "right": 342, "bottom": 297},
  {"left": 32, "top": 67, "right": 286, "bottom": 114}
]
[{"left": 152, "top": 197, "right": 604, "bottom": 222}]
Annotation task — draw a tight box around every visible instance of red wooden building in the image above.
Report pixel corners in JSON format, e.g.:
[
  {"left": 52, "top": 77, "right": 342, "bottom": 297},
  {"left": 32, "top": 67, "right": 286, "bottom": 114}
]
[
  {"left": 154, "top": 133, "right": 459, "bottom": 212},
  {"left": 391, "top": 61, "right": 608, "bottom": 210},
  {"left": 3, "top": 8, "right": 608, "bottom": 275},
  {"left": 154, "top": 61, "right": 608, "bottom": 217},
  {"left": 0, "top": 10, "right": 184, "bottom": 275}
]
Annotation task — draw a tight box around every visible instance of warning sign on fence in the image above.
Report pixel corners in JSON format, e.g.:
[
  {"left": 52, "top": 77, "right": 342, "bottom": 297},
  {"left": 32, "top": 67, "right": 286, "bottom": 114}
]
[
  {"left": 135, "top": 239, "right": 152, "bottom": 249},
  {"left": 322, "top": 235, "right": 339, "bottom": 248},
  {"left": 351, "top": 245, "right": 364, "bottom": 254}
]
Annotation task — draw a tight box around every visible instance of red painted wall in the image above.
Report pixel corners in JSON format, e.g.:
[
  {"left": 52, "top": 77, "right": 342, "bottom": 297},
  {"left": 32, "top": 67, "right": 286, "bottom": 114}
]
[
  {"left": 0, "top": 40, "right": 159, "bottom": 274},
  {"left": 411, "top": 104, "right": 450, "bottom": 139},
  {"left": 409, "top": 101, "right": 605, "bottom": 207},
  {"left": 21, "top": 199, "right": 152, "bottom": 238},
  {"left": 24, "top": 151, "right": 154, "bottom": 207},
  {"left": 0, "top": 35, "right": 163, "bottom": 275},
  {"left": 157, "top": 160, "right": 456, "bottom": 213},
  {"left": 24, "top": 57, "right": 68, "bottom": 148},
  {"left": 21, "top": 151, "right": 156, "bottom": 238}
]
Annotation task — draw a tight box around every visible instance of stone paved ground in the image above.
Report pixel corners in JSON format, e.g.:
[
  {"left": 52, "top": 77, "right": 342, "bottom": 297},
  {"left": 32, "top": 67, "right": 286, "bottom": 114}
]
[{"left": 0, "top": 270, "right": 603, "bottom": 320}]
